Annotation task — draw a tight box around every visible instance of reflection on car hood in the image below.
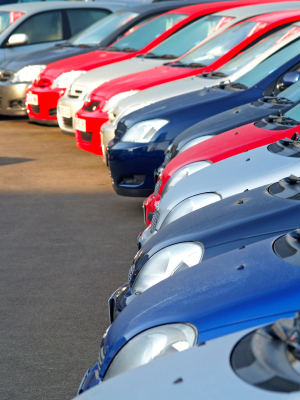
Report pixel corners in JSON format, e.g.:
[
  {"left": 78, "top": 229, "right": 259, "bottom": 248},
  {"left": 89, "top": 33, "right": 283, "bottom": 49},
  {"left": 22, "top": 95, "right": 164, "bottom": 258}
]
[
  {"left": 156, "top": 144, "right": 300, "bottom": 230},
  {"left": 71, "top": 57, "right": 162, "bottom": 92},
  {"left": 0, "top": 45, "right": 93, "bottom": 73}
]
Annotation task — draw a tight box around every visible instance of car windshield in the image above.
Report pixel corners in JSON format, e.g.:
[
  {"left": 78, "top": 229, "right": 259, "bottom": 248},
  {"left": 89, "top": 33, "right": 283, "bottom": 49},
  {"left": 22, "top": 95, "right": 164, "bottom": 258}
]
[
  {"left": 147, "top": 15, "right": 234, "bottom": 59},
  {"left": 69, "top": 11, "right": 139, "bottom": 46},
  {"left": 284, "top": 102, "right": 300, "bottom": 121},
  {"left": 177, "top": 20, "right": 268, "bottom": 68},
  {"left": 235, "top": 38, "right": 300, "bottom": 89},
  {"left": 215, "top": 25, "right": 300, "bottom": 77},
  {"left": 0, "top": 11, "right": 23, "bottom": 34},
  {"left": 109, "top": 12, "right": 187, "bottom": 52}
]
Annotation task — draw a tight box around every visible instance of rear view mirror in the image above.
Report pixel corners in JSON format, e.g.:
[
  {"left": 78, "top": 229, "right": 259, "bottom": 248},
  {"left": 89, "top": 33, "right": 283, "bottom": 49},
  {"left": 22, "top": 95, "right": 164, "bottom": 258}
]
[
  {"left": 7, "top": 33, "right": 28, "bottom": 47},
  {"left": 279, "top": 71, "right": 300, "bottom": 91}
]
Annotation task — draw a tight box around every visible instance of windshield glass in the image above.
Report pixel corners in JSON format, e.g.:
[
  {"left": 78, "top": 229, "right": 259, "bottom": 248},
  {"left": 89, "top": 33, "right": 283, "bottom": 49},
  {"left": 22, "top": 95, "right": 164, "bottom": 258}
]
[
  {"left": 285, "top": 102, "right": 300, "bottom": 120},
  {"left": 236, "top": 39, "right": 300, "bottom": 88},
  {"left": 215, "top": 25, "right": 300, "bottom": 77},
  {"left": 149, "top": 15, "right": 234, "bottom": 59},
  {"left": 0, "top": 11, "right": 23, "bottom": 34},
  {"left": 69, "top": 11, "right": 139, "bottom": 46},
  {"left": 178, "top": 21, "right": 268, "bottom": 67},
  {"left": 110, "top": 13, "right": 187, "bottom": 52}
]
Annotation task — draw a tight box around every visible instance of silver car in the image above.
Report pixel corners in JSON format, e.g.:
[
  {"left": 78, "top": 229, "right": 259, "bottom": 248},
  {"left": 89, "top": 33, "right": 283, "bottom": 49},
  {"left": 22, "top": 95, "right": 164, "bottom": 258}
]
[
  {"left": 100, "top": 22, "right": 300, "bottom": 152},
  {"left": 0, "top": 1, "right": 133, "bottom": 116},
  {"left": 57, "top": 2, "right": 300, "bottom": 134},
  {"left": 139, "top": 132, "right": 300, "bottom": 246}
]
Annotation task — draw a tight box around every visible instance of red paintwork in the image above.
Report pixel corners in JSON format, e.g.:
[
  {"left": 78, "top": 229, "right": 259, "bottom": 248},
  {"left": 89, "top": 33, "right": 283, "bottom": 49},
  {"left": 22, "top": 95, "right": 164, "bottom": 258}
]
[
  {"left": 143, "top": 122, "right": 300, "bottom": 225},
  {"left": 26, "top": 0, "right": 295, "bottom": 122},
  {"left": 74, "top": 9, "right": 300, "bottom": 156}
]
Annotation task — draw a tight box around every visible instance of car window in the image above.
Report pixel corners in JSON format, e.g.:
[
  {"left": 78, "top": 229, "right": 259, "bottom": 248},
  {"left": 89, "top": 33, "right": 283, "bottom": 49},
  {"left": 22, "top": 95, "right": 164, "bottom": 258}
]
[
  {"left": 179, "top": 21, "right": 268, "bottom": 67},
  {"left": 11, "top": 10, "right": 63, "bottom": 45},
  {"left": 65, "top": 8, "right": 110, "bottom": 37},
  {"left": 0, "top": 11, "right": 23, "bottom": 34},
  {"left": 236, "top": 39, "right": 300, "bottom": 88},
  {"left": 216, "top": 25, "right": 300, "bottom": 77},
  {"left": 69, "top": 10, "right": 139, "bottom": 46},
  {"left": 110, "top": 13, "right": 187, "bottom": 52},
  {"left": 150, "top": 15, "right": 234, "bottom": 59}
]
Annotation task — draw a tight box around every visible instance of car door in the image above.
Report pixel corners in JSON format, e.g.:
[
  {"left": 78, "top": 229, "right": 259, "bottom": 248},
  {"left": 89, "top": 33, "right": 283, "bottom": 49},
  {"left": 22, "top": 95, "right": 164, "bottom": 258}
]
[{"left": 3, "top": 10, "right": 64, "bottom": 62}]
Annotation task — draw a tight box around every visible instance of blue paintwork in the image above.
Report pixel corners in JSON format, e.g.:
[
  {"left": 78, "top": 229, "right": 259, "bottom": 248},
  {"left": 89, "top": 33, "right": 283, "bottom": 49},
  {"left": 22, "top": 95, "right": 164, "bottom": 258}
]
[
  {"left": 107, "top": 50, "right": 300, "bottom": 196},
  {"left": 98, "top": 231, "right": 300, "bottom": 380}
]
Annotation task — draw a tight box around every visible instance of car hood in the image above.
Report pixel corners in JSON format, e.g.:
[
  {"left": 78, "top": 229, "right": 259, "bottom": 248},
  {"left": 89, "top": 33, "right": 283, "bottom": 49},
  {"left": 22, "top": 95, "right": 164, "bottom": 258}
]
[
  {"left": 0, "top": 45, "right": 94, "bottom": 73},
  {"left": 101, "top": 235, "right": 300, "bottom": 377},
  {"left": 172, "top": 99, "right": 296, "bottom": 152},
  {"left": 140, "top": 183, "right": 300, "bottom": 262},
  {"left": 156, "top": 144, "right": 300, "bottom": 230},
  {"left": 112, "top": 75, "right": 224, "bottom": 116},
  {"left": 69, "top": 58, "right": 163, "bottom": 96}
]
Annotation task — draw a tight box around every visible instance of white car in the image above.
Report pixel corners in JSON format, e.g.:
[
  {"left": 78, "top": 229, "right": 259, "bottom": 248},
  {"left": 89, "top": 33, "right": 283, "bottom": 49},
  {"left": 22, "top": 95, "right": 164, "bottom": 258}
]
[
  {"left": 57, "top": 2, "right": 300, "bottom": 134},
  {"left": 140, "top": 132, "right": 300, "bottom": 246},
  {"left": 73, "top": 315, "right": 300, "bottom": 400}
]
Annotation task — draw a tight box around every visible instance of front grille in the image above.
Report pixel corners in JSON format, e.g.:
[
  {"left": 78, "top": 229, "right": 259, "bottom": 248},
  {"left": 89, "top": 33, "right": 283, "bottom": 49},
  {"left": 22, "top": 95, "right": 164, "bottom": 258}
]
[
  {"left": 31, "top": 105, "right": 40, "bottom": 114},
  {"left": 150, "top": 207, "right": 160, "bottom": 233},
  {"left": 154, "top": 180, "right": 162, "bottom": 196},
  {"left": 68, "top": 94, "right": 79, "bottom": 99},
  {"left": 162, "top": 152, "right": 172, "bottom": 168},
  {"left": 61, "top": 116, "right": 73, "bottom": 129},
  {"left": 84, "top": 101, "right": 100, "bottom": 112},
  {"left": 80, "top": 131, "right": 93, "bottom": 143},
  {"left": 49, "top": 108, "right": 57, "bottom": 117}
]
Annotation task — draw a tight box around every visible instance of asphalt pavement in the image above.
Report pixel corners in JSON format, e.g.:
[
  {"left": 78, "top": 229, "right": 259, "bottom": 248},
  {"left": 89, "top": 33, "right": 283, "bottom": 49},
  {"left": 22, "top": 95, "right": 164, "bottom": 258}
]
[{"left": 0, "top": 117, "right": 144, "bottom": 400}]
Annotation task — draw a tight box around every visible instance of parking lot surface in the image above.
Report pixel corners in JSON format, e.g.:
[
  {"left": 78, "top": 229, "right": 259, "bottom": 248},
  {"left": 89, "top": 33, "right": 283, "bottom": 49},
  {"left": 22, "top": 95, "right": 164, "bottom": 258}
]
[{"left": 0, "top": 117, "right": 144, "bottom": 400}]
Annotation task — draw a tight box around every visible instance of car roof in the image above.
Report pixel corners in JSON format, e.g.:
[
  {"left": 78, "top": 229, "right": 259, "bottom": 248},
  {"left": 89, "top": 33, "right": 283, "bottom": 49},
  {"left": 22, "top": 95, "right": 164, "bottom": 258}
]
[
  {"left": 212, "top": 2, "right": 300, "bottom": 18},
  {"left": 0, "top": 1, "right": 128, "bottom": 13},
  {"left": 248, "top": 8, "right": 300, "bottom": 22}
]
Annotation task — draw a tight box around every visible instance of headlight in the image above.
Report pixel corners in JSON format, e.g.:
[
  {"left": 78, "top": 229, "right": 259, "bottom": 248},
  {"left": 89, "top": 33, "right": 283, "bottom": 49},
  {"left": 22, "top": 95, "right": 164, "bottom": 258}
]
[
  {"left": 104, "top": 323, "right": 197, "bottom": 381},
  {"left": 102, "top": 91, "right": 139, "bottom": 112},
  {"left": 160, "top": 193, "right": 221, "bottom": 229},
  {"left": 121, "top": 119, "right": 168, "bottom": 143},
  {"left": 178, "top": 135, "right": 215, "bottom": 154},
  {"left": 132, "top": 242, "right": 203, "bottom": 294},
  {"left": 12, "top": 65, "right": 45, "bottom": 83},
  {"left": 51, "top": 70, "right": 86, "bottom": 89},
  {"left": 161, "top": 161, "right": 211, "bottom": 198}
]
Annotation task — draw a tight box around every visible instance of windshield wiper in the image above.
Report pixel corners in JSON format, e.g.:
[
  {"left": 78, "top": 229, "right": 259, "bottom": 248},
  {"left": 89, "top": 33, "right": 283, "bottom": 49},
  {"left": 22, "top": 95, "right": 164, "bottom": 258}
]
[
  {"left": 268, "top": 112, "right": 300, "bottom": 125},
  {"left": 56, "top": 42, "right": 74, "bottom": 47},
  {"left": 106, "top": 46, "right": 123, "bottom": 52},
  {"left": 272, "top": 311, "right": 300, "bottom": 354},
  {"left": 263, "top": 96, "right": 294, "bottom": 105},
  {"left": 76, "top": 44, "right": 93, "bottom": 48},
  {"left": 211, "top": 71, "right": 227, "bottom": 77},
  {"left": 230, "top": 82, "right": 248, "bottom": 90},
  {"left": 122, "top": 47, "right": 137, "bottom": 53},
  {"left": 170, "top": 61, "right": 206, "bottom": 68}
]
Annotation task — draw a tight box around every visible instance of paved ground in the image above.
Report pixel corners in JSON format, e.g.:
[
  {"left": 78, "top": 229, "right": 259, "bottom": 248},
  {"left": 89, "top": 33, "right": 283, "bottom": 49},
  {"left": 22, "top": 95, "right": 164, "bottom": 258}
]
[{"left": 0, "top": 117, "right": 144, "bottom": 400}]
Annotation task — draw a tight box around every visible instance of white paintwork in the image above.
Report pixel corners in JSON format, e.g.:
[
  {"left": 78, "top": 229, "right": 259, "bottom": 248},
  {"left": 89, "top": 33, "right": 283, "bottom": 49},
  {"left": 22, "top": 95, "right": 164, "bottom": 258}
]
[{"left": 72, "top": 323, "right": 300, "bottom": 400}]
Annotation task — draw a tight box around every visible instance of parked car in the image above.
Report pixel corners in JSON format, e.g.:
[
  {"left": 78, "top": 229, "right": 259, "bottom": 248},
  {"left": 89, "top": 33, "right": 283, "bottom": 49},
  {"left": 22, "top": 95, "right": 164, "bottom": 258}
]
[
  {"left": 143, "top": 78, "right": 300, "bottom": 225},
  {"left": 106, "top": 35, "right": 300, "bottom": 197},
  {"left": 73, "top": 314, "right": 300, "bottom": 400},
  {"left": 0, "top": 1, "right": 191, "bottom": 117},
  {"left": 57, "top": 2, "right": 294, "bottom": 137},
  {"left": 77, "top": 230, "right": 300, "bottom": 392},
  {"left": 115, "top": 172, "right": 300, "bottom": 316},
  {"left": 100, "top": 23, "right": 300, "bottom": 156},
  {"left": 25, "top": 1, "right": 233, "bottom": 124}
]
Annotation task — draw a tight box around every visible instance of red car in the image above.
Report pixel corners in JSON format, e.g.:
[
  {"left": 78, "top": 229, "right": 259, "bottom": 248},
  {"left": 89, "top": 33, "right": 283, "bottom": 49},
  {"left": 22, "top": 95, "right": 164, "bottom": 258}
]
[
  {"left": 25, "top": 2, "right": 249, "bottom": 125},
  {"left": 143, "top": 115, "right": 300, "bottom": 226},
  {"left": 73, "top": 9, "right": 300, "bottom": 156}
]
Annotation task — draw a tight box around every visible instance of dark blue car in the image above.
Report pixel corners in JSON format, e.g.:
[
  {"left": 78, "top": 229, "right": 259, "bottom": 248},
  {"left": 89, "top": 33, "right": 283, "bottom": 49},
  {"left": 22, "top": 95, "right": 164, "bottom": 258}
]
[
  {"left": 107, "top": 38, "right": 300, "bottom": 197},
  {"left": 78, "top": 228, "right": 300, "bottom": 393}
]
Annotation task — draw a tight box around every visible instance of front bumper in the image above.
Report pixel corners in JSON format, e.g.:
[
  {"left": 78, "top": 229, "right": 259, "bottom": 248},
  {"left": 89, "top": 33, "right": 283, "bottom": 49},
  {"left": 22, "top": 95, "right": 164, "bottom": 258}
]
[
  {"left": 26, "top": 86, "right": 65, "bottom": 124},
  {"left": 74, "top": 109, "right": 109, "bottom": 156},
  {"left": 77, "top": 363, "right": 101, "bottom": 395},
  {"left": 57, "top": 96, "right": 84, "bottom": 135},
  {"left": 100, "top": 122, "right": 116, "bottom": 160},
  {"left": 108, "top": 141, "right": 168, "bottom": 197},
  {"left": 143, "top": 193, "right": 160, "bottom": 226},
  {"left": 0, "top": 82, "right": 29, "bottom": 116}
]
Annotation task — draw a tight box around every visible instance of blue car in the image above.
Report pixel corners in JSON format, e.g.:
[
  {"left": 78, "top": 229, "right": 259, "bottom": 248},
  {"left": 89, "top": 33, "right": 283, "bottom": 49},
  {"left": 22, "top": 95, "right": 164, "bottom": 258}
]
[
  {"left": 78, "top": 228, "right": 300, "bottom": 393},
  {"left": 107, "top": 38, "right": 300, "bottom": 197}
]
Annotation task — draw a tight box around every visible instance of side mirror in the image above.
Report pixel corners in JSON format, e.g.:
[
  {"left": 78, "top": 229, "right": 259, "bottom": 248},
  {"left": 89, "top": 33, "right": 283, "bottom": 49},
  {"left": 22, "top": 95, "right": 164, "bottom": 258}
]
[
  {"left": 279, "top": 71, "right": 300, "bottom": 91},
  {"left": 7, "top": 33, "right": 28, "bottom": 47}
]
